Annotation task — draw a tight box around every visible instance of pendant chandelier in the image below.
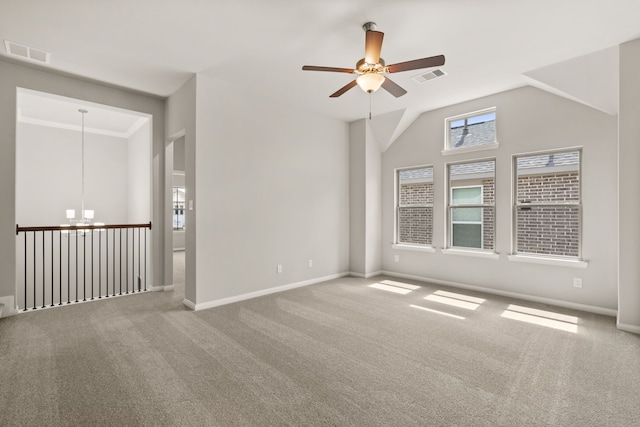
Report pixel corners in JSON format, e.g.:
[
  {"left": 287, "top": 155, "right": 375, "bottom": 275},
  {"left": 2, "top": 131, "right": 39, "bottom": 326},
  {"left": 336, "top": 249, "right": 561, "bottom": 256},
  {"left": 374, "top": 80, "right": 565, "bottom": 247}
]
[{"left": 62, "top": 109, "right": 102, "bottom": 231}]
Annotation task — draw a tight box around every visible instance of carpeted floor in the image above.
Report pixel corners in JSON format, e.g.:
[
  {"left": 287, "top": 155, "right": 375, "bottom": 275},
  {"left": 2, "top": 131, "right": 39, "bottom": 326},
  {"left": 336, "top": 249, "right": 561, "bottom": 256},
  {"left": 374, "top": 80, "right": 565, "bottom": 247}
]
[{"left": 1, "top": 252, "right": 639, "bottom": 426}]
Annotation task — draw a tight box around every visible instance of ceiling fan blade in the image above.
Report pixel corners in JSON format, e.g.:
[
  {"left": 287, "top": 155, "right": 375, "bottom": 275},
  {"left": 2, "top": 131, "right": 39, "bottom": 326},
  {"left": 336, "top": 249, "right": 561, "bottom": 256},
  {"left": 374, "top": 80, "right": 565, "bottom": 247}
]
[
  {"left": 302, "top": 65, "right": 354, "bottom": 73},
  {"left": 387, "top": 55, "right": 445, "bottom": 73},
  {"left": 365, "top": 30, "right": 384, "bottom": 64},
  {"left": 381, "top": 77, "right": 407, "bottom": 98},
  {"left": 330, "top": 80, "right": 358, "bottom": 98}
]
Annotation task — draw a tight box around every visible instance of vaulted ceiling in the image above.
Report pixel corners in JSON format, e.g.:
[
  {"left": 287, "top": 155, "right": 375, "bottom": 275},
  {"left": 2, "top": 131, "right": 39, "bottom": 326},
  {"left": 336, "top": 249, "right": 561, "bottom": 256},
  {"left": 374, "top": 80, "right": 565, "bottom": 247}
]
[{"left": 2, "top": 0, "right": 639, "bottom": 123}]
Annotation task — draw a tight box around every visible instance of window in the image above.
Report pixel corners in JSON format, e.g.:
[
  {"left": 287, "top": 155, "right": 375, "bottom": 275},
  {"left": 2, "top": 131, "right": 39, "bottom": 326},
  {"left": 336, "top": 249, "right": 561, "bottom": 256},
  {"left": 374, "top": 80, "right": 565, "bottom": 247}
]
[
  {"left": 447, "top": 160, "right": 495, "bottom": 250},
  {"left": 396, "top": 166, "right": 433, "bottom": 246},
  {"left": 514, "top": 150, "right": 581, "bottom": 258},
  {"left": 451, "top": 186, "right": 483, "bottom": 248},
  {"left": 173, "top": 186, "right": 186, "bottom": 230},
  {"left": 445, "top": 108, "right": 497, "bottom": 153}
]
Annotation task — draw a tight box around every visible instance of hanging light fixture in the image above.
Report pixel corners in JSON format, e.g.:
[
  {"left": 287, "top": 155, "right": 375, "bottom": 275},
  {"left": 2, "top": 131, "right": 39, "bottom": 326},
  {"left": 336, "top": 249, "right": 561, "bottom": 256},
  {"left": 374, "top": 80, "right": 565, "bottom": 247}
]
[
  {"left": 356, "top": 72, "right": 385, "bottom": 93},
  {"left": 63, "top": 109, "right": 100, "bottom": 230}
]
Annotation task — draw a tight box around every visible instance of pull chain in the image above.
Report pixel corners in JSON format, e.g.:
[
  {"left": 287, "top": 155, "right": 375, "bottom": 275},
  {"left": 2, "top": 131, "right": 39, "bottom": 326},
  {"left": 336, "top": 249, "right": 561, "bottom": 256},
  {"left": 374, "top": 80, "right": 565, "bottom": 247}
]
[{"left": 369, "top": 91, "right": 372, "bottom": 120}]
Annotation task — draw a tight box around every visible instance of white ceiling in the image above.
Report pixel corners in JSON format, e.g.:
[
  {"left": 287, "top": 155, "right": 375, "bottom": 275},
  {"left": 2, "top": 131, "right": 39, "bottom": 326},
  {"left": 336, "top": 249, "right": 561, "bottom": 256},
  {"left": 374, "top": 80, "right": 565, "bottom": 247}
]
[
  {"left": 2, "top": 0, "right": 639, "bottom": 123},
  {"left": 17, "top": 89, "right": 150, "bottom": 138}
]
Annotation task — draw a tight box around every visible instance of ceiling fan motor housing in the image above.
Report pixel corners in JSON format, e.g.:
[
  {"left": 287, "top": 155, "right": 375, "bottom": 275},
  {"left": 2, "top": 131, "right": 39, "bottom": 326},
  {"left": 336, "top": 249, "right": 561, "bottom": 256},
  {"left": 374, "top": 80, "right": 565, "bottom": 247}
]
[{"left": 356, "top": 57, "right": 386, "bottom": 74}]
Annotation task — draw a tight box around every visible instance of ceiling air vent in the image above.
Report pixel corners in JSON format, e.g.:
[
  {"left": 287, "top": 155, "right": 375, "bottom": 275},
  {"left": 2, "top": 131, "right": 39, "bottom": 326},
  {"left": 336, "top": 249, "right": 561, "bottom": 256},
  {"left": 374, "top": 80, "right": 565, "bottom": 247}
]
[
  {"left": 4, "top": 40, "right": 50, "bottom": 64},
  {"left": 412, "top": 68, "right": 446, "bottom": 83}
]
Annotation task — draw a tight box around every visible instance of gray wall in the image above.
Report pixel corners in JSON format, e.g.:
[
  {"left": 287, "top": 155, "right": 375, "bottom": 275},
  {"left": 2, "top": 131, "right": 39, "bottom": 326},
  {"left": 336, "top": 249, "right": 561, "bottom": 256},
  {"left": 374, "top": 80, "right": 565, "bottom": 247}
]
[
  {"left": 0, "top": 58, "right": 165, "bottom": 313},
  {"left": 16, "top": 123, "right": 129, "bottom": 225},
  {"left": 349, "top": 119, "right": 382, "bottom": 277},
  {"left": 382, "top": 86, "right": 619, "bottom": 312},
  {"left": 127, "top": 121, "right": 152, "bottom": 224},
  {"left": 189, "top": 72, "right": 349, "bottom": 305},
  {"left": 349, "top": 121, "right": 366, "bottom": 275},
  {"left": 165, "top": 76, "right": 196, "bottom": 301},
  {"left": 618, "top": 38, "right": 640, "bottom": 331},
  {"left": 173, "top": 136, "right": 185, "bottom": 172}
]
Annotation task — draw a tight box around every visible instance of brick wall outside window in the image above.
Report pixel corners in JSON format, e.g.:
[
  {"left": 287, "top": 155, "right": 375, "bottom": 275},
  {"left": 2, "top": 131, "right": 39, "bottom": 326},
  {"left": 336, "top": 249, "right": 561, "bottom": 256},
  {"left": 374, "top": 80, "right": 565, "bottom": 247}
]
[
  {"left": 399, "top": 183, "right": 433, "bottom": 245},
  {"left": 396, "top": 170, "right": 578, "bottom": 256},
  {"left": 516, "top": 172, "right": 580, "bottom": 257},
  {"left": 482, "top": 179, "right": 495, "bottom": 249}
]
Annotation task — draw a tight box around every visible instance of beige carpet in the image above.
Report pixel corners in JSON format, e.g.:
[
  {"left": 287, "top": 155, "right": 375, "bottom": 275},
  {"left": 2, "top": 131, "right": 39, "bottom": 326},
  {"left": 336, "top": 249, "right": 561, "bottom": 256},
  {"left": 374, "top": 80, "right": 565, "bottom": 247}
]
[{"left": 1, "top": 254, "right": 639, "bottom": 426}]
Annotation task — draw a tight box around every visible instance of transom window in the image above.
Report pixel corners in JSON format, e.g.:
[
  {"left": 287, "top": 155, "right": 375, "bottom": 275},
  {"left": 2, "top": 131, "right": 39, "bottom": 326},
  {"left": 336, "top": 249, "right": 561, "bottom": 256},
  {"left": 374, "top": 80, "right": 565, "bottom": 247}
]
[
  {"left": 396, "top": 166, "right": 433, "bottom": 246},
  {"left": 445, "top": 108, "right": 497, "bottom": 153},
  {"left": 513, "top": 150, "right": 581, "bottom": 258},
  {"left": 447, "top": 160, "right": 495, "bottom": 250}
]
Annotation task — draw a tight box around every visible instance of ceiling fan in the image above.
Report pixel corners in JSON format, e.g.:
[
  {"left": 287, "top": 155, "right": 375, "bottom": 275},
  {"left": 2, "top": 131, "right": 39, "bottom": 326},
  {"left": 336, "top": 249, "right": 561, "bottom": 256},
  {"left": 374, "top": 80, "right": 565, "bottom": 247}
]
[{"left": 302, "top": 22, "right": 445, "bottom": 98}]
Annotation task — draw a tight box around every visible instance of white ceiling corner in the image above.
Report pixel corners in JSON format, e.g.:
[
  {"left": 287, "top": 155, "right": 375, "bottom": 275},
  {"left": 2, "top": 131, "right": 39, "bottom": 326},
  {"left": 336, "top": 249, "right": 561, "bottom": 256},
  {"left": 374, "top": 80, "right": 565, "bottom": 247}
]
[{"left": 523, "top": 46, "right": 619, "bottom": 115}]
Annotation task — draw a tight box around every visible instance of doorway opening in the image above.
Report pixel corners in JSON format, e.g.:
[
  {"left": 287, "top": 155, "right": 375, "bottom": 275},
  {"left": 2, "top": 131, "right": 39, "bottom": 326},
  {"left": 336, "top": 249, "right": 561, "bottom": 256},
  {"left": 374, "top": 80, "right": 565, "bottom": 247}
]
[{"left": 172, "top": 136, "right": 186, "bottom": 296}]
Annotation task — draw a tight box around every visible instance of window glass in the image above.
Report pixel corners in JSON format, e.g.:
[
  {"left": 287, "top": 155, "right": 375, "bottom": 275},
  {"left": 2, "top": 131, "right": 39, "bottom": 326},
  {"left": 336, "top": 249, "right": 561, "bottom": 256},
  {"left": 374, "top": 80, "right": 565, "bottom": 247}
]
[
  {"left": 514, "top": 150, "right": 581, "bottom": 258},
  {"left": 452, "top": 187, "right": 482, "bottom": 205},
  {"left": 446, "top": 109, "right": 497, "bottom": 151}
]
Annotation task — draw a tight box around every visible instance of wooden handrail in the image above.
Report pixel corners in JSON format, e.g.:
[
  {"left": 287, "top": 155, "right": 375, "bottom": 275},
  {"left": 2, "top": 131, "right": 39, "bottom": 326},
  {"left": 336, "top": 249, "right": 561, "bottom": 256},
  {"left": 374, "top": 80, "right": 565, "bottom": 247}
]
[{"left": 16, "top": 222, "right": 152, "bottom": 235}]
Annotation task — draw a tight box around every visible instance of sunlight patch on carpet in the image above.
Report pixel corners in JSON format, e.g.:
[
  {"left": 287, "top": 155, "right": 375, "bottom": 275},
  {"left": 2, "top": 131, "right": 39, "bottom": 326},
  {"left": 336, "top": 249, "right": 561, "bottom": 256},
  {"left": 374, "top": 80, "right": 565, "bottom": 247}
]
[
  {"left": 369, "top": 283, "right": 413, "bottom": 295},
  {"left": 425, "top": 294, "right": 481, "bottom": 310},
  {"left": 410, "top": 304, "right": 466, "bottom": 320},
  {"left": 501, "top": 304, "right": 578, "bottom": 333}
]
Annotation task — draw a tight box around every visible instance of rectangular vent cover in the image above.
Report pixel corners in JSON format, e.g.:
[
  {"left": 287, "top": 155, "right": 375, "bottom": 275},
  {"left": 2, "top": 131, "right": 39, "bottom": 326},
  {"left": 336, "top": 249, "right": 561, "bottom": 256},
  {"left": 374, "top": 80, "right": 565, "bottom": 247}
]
[
  {"left": 4, "top": 40, "right": 50, "bottom": 64},
  {"left": 412, "top": 68, "right": 446, "bottom": 83}
]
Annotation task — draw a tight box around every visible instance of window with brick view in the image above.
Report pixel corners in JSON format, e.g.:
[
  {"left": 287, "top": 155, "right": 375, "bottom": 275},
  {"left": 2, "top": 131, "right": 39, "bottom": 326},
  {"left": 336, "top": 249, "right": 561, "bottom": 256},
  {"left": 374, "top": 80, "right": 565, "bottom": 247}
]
[
  {"left": 397, "top": 166, "right": 433, "bottom": 246},
  {"left": 448, "top": 160, "right": 495, "bottom": 250},
  {"left": 514, "top": 150, "right": 581, "bottom": 258},
  {"left": 445, "top": 108, "right": 497, "bottom": 152}
]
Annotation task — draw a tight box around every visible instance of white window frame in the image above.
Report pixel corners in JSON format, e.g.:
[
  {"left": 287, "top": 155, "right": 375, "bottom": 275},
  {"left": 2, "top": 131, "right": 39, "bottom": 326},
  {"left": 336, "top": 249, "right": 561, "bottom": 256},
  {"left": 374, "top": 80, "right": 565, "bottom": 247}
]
[
  {"left": 511, "top": 148, "right": 583, "bottom": 261},
  {"left": 445, "top": 159, "right": 496, "bottom": 253},
  {"left": 443, "top": 107, "right": 499, "bottom": 155},
  {"left": 450, "top": 185, "right": 484, "bottom": 249},
  {"left": 394, "top": 165, "right": 434, "bottom": 248}
]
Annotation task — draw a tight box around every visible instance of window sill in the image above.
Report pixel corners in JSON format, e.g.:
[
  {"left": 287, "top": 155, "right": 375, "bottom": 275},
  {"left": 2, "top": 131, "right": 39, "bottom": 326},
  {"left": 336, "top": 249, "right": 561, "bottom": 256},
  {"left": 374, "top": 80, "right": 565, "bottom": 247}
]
[
  {"left": 392, "top": 244, "right": 436, "bottom": 253},
  {"left": 441, "top": 141, "right": 499, "bottom": 156},
  {"left": 507, "top": 254, "right": 588, "bottom": 269},
  {"left": 442, "top": 248, "right": 499, "bottom": 260}
]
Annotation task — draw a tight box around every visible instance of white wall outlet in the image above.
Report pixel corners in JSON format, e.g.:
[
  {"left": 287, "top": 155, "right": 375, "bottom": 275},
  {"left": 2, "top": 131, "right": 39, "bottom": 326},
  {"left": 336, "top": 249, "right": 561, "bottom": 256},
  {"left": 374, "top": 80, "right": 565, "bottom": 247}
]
[
  {"left": 188, "top": 200, "right": 194, "bottom": 210},
  {"left": 308, "top": 259, "right": 313, "bottom": 268},
  {"left": 277, "top": 265, "right": 283, "bottom": 274},
  {"left": 573, "top": 277, "right": 582, "bottom": 288},
  {"left": 394, "top": 255, "right": 399, "bottom": 262}
]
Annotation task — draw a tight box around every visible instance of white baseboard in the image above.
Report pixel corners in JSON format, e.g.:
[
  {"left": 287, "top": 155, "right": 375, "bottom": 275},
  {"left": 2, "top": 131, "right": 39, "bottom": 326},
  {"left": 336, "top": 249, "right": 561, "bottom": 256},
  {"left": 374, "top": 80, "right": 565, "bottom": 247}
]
[
  {"left": 152, "top": 284, "right": 176, "bottom": 292},
  {"left": 617, "top": 322, "right": 640, "bottom": 335},
  {"left": 349, "top": 271, "right": 383, "bottom": 279},
  {"left": 381, "top": 270, "right": 618, "bottom": 317},
  {"left": 186, "top": 272, "right": 350, "bottom": 311},
  {"left": 0, "top": 296, "right": 18, "bottom": 318}
]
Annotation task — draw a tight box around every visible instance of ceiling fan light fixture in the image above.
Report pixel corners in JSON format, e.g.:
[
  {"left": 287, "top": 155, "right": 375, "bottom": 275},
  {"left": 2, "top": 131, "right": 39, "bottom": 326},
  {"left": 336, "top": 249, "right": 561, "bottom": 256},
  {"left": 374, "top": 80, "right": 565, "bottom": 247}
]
[{"left": 356, "top": 72, "right": 385, "bottom": 93}]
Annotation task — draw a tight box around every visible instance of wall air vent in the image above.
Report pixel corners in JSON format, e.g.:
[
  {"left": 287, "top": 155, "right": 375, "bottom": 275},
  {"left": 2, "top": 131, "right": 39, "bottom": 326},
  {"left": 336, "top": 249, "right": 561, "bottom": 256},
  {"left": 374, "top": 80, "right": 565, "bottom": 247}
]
[
  {"left": 412, "top": 68, "right": 447, "bottom": 84},
  {"left": 4, "top": 40, "right": 50, "bottom": 64}
]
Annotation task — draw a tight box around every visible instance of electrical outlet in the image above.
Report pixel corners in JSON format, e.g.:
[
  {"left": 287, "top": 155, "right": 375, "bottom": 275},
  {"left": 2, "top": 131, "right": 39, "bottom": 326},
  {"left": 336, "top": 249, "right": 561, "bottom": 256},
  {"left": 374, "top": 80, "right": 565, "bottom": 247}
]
[
  {"left": 573, "top": 277, "right": 582, "bottom": 288},
  {"left": 308, "top": 259, "right": 313, "bottom": 268},
  {"left": 394, "top": 255, "right": 400, "bottom": 263},
  {"left": 277, "top": 265, "right": 283, "bottom": 274}
]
